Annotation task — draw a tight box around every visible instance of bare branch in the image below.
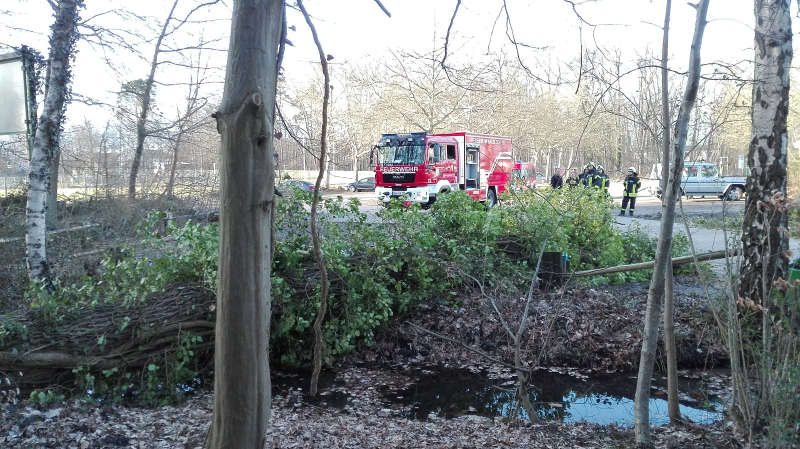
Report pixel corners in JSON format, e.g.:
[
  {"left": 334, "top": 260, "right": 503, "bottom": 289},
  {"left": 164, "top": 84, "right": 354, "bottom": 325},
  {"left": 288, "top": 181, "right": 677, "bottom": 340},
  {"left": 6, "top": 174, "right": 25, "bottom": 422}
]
[
  {"left": 440, "top": 0, "right": 461, "bottom": 71},
  {"left": 371, "top": 0, "right": 391, "bottom": 17}
]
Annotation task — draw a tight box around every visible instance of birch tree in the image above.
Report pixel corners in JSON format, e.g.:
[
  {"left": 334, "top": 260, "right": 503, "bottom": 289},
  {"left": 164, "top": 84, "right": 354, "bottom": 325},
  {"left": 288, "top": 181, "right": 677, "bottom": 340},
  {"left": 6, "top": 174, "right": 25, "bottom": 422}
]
[
  {"left": 634, "top": 0, "right": 709, "bottom": 445},
  {"left": 739, "top": 0, "right": 792, "bottom": 306},
  {"left": 204, "top": 0, "right": 283, "bottom": 447},
  {"left": 25, "top": 0, "right": 82, "bottom": 285}
]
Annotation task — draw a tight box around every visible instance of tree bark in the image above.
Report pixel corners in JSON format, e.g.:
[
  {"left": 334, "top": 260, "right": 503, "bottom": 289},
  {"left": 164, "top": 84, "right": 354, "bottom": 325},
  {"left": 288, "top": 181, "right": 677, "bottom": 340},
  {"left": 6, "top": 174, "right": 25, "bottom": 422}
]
[
  {"left": 297, "top": 0, "right": 331, "bottom": 398},
  {"left": 663, "top": 249, "right": 680, "bottom": 421},
  {"left": 47, "top": 150, "right": 60, "bottom": 228},
  {"left": 128, "top": 0, "right": 179, "bottom": 200},
  {"left": 25, "top": 0, "right": 81, "bottom": 285},
  {"left": 204, "top": 0, "right": 283, "bottom": 448},
  {"left": 739, "top": 0, "right": 792, "bottom": 305},
  {"left": 166, "top": 129, "right": 184, "bottom": 199},
  {"left": 634, "top": 1, "right": 708, "bottom": 445},
  {"left": 659, "top": 0, "right": 680, "bottom": 423}
]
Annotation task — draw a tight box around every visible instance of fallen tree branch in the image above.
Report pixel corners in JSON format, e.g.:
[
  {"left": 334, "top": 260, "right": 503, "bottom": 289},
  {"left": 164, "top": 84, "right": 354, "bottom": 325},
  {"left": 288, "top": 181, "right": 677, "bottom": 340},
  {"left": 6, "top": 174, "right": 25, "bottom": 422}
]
[
  {"left": 571, "top": 249, "right": 738, "bottom": 278},
  {"left": 0, "top": 351, "right": 114, "bottom": 369},
  {"left": 0, "top": 223, "right": 99, "bottom": 244},
  {"left": 406, "top": 321, "right": 530, "bottom": 374}
]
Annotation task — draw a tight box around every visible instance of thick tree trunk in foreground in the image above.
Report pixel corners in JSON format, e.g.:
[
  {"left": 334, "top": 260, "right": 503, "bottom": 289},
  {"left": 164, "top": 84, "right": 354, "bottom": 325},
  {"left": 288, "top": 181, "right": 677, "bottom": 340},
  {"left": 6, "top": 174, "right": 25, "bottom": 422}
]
[
  {"left": 739, "top": 0, "right": 792, "bottom": 305},
  {"left": 658, "top": 0, "right": 680, "bottom": 423},
  {"left": 204, "top": 1, "right": 283, "bottom": 448},
  {"left": 634, "top": 0, "right": 708, "bottom": 445},
  {"left": 25, "top": 0, "right": 81, "bottom": 285},
  {"left": 128, "top": 0, "right": 179, "bottom": 200}
]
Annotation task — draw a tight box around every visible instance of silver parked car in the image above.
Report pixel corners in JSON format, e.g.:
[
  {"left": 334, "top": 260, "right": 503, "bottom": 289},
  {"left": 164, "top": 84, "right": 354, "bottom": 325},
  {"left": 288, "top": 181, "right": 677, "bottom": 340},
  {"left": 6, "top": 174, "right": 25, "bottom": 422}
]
[{"left": 656, "top": 162, "right": 746, "bottom": 201}]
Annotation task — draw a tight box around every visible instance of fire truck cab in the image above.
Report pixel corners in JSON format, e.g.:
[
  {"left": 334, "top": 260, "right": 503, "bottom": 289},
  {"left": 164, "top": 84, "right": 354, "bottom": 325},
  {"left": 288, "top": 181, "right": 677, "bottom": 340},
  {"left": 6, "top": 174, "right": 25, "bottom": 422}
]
[{"left": 373, "top": 132, "right": 513, "bottom": 207}]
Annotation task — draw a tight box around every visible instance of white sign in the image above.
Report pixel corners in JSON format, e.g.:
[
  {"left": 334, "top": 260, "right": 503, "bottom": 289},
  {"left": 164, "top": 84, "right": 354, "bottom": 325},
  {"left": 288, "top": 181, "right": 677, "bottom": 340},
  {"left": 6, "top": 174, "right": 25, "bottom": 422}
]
[
  {"left": 737, "top": 155, "right": 745, "bottom": 169},
  {"left": 0, "top": 56, "right": 26, "bottom": 135}
]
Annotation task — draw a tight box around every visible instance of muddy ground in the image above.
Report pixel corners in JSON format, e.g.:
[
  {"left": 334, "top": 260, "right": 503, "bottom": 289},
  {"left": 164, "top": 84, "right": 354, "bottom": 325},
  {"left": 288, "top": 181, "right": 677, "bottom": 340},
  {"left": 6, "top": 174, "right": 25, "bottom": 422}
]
[{"left": 353, "top": 276, "right": 728, "bottom": 373}]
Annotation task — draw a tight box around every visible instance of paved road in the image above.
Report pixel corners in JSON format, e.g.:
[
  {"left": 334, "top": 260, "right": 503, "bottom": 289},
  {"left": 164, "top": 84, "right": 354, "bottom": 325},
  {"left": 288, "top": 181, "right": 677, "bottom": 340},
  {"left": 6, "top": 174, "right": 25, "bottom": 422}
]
[
  {"left": 324, "top": 191, "right": 745, "bottom": 220},
  {"left": 619, "top": 196, "right": 744, "bottom": 219},
  {"left": 614, "top": 215, "right": 753, "bottom": 254}
]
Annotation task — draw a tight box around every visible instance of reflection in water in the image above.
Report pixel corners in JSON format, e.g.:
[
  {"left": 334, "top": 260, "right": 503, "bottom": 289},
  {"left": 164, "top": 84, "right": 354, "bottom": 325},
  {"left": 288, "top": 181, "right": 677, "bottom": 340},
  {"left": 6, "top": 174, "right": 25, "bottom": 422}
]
[{"left": 384, "top": 368, "right": 724, "bottom": 427}]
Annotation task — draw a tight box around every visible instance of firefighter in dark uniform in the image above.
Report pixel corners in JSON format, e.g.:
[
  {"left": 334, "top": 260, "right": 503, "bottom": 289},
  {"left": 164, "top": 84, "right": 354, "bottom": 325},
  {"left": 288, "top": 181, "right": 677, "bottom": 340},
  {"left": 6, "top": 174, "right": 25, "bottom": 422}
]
[
  {"left": 578, "top": 162, "right": 596, "bottom": 187},
  {"left": 566, "top": 169, "right": 580, "bottom": 187},
  {"left": 620, "top": 167, "right": 641, "bottom": 216},
  {"left": 550, "top": 169, "right": 564, "bottom": 189},
  {"left": 594, "top": 165, "right": 610, "bottom": 195}
]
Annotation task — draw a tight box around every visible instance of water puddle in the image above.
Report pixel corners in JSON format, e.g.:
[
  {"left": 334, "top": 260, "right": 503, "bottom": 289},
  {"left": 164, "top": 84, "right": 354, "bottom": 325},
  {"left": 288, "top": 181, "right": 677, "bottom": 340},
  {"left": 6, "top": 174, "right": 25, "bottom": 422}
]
[
  {"left": 272, "top": 371, "right": 349, "bottom": 409},
  {"left": 382, "top": 367, "right": 725, "bottom": 427}
]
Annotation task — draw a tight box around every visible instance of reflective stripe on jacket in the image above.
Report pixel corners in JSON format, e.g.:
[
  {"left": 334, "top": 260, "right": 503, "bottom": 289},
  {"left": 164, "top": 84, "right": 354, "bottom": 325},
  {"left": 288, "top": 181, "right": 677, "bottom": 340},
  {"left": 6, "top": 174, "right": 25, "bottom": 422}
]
[{"left": 623, "top": 176, "right": 641, "bottom": 197}]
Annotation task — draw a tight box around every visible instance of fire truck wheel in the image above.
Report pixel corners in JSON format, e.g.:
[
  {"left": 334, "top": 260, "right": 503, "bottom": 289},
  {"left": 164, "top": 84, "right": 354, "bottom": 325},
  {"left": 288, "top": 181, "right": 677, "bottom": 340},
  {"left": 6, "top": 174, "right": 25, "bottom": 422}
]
[{"left": 486, "top": 188, "right": 498, "bottom": 208}]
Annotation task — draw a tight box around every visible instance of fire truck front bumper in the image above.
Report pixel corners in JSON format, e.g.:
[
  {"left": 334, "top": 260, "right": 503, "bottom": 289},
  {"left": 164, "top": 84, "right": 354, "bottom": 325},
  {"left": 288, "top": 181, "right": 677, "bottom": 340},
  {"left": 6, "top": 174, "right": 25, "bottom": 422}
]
[{"left": 376, "top": 186, "right": 431, "bottom": 204}]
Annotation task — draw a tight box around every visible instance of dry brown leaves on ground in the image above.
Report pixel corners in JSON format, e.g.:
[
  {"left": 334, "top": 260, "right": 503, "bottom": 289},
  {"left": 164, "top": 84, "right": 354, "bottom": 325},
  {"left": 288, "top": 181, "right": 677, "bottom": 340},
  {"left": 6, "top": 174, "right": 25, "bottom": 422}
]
[{"left": 0, "top": 366, "right": 743, "bottom": 449}]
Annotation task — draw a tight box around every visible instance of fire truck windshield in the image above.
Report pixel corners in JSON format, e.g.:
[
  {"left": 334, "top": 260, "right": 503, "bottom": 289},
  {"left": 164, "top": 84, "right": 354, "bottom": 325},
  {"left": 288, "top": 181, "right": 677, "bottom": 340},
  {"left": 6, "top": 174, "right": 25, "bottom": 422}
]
[{"left": 377, "top": 144, "right": 425, "bottom": 165}]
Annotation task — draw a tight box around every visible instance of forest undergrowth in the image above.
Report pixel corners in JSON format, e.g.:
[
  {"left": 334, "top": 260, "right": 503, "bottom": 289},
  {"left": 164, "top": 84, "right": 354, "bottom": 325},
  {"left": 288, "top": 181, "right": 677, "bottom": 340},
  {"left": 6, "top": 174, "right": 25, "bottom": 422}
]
[{"left": 0, "top": 188, "right": 700, "bottom": 407}]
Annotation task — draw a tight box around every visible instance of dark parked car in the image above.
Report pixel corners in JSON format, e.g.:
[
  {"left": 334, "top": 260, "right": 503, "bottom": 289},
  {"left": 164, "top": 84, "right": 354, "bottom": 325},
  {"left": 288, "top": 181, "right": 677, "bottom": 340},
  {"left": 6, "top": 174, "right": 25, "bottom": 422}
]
[
  {"left": 279, "top": 179, "right": 315, "bottom": 195},
  {"left": 347, "top": 177, "right": 375, "bottom": 192}
]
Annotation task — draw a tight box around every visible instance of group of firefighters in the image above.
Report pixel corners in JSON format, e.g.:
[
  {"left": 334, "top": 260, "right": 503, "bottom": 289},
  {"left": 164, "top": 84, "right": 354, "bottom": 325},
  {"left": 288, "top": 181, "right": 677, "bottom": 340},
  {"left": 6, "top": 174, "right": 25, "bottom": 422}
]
[{"left": 549, "top": 162, "right": 641, "bottom": 216}]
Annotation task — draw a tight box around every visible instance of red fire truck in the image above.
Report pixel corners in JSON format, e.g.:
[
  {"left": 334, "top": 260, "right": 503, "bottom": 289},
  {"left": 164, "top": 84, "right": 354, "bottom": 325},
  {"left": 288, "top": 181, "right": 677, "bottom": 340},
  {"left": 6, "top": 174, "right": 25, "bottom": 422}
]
[{"left": 372, "top": 132, "right": 514, "bottom": 207}]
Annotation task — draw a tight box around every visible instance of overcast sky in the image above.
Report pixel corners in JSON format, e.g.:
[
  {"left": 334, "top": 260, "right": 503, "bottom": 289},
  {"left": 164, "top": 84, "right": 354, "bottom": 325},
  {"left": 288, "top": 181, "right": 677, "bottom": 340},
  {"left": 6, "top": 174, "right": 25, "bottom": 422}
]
[{"left": 0, "top": 0, "right": 792, "bottom": 128}]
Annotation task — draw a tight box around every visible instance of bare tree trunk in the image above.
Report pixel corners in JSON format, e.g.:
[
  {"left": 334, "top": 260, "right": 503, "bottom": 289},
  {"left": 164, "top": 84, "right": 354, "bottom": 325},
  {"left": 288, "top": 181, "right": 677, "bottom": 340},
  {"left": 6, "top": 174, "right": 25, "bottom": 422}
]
[
  {"left": 352, "top": 146, "right": 359, "bottom": 181},
  {"left": 166, "top": 130, "right": 184, "bottom": 199},
  {"left": 634, "top": 1, "right": 708, "bottom": 445},
  {"left": 25, "top": 0, "right": 81, "bottom": 285},
  {"left": 324, "top": 154, "right": 331, "bottom": 190},
  {"left": 128, "top": 0, "right": 179, "bottom": 200},
  {"left": 739, "top": 0, "right": 792, "bottom": 305},
  {"left": 47, "top": 151, "right": 60, "bottom": 228},
  {"left": 103, "top": 123, "right": 110, "bottom": 198},
  {"left": 203, "top": 1, "right": 283, "bottom": 447},
  {"left": 297, "top": 0, "right": 331, "bottom": 398},
  {"left": 658, "top": 0, "right": 681, "bottom": 423},
  {"left": 663, "top": 247, "right": 680, "bottom": 421}
]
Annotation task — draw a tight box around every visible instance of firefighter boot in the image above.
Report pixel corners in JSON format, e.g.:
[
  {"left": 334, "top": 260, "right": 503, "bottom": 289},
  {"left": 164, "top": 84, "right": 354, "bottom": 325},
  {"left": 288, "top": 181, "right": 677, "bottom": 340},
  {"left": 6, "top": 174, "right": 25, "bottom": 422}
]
[
  {"left": 629, "top": 210, "right": 634, "bottom": 216},
  {"left": 619, "top": 210, "right": 625, "bottom": 216}
]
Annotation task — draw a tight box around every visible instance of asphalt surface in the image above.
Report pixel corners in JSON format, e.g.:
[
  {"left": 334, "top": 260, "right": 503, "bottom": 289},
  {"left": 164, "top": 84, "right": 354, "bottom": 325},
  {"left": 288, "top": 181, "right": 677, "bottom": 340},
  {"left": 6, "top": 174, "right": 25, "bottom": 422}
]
[
  {"left": 617, "top": 195, "right": 744, "bottom": 219},
  {"left": 325, "top": 190, "right": 745, "bottom": 220}
]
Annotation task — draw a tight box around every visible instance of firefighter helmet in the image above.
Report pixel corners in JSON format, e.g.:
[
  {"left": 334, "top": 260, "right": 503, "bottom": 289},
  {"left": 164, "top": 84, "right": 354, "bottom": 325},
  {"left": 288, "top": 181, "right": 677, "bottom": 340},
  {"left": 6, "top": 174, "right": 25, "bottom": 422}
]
[
  {"left": 627, "top": 167, "right": 637, "bottom": 175},
  {"left": 597, "top": 165, "right": 605, "bottom": 173}
]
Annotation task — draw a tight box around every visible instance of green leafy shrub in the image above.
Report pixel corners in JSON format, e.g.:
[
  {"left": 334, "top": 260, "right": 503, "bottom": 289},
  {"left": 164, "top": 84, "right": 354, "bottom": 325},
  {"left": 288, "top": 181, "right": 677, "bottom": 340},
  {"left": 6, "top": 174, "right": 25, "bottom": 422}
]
[
  {"left": 23, "top": 185, "right": 669, "bottom": 395},
  {"left": 29, "top": 389, "right": 64, "bottom": 408},
  {"left": 26, "top": 213, "right": 218, "bottom": 324}
]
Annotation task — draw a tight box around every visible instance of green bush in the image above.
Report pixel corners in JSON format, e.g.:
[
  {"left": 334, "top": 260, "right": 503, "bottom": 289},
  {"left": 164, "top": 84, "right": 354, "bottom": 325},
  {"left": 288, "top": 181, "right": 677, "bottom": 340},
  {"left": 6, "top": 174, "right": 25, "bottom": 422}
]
[{"left": 23, "top": 186, "right": 668, "bottom": 398}]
